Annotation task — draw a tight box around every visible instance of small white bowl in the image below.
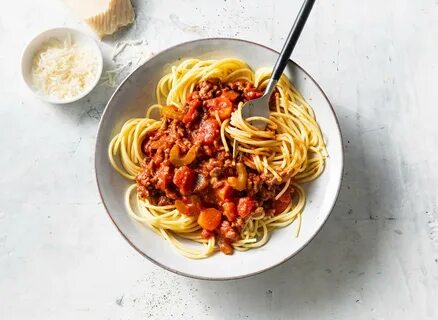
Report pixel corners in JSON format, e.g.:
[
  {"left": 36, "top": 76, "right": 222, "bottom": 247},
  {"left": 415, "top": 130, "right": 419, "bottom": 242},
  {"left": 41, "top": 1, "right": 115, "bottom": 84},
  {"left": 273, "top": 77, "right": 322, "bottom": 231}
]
[{"left": 21, "top": 27, "right": 103, "bottom": 104}]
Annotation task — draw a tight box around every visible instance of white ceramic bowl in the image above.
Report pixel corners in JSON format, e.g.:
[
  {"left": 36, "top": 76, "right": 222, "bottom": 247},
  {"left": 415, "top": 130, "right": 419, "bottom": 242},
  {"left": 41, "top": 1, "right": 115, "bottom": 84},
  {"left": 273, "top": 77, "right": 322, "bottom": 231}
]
[
  {"left": 21, "top": 27, "right": 103, "bottom": 104},
  {"left": 95, "top": 38, "right": 343, "bottom": 280}
]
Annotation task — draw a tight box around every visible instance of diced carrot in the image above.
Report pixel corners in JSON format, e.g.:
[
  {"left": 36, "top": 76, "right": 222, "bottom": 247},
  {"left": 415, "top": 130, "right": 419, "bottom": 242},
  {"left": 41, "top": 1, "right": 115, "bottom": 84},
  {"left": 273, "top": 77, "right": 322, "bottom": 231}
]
[{"left": 198, "top": 208, "right": 222, "bottom": 231}]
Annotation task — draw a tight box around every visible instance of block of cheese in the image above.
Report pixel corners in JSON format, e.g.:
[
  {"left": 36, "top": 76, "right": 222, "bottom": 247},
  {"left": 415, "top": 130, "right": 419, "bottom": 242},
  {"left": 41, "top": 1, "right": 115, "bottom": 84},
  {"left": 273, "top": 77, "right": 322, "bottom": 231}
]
[{"left": 64, "top": 0, "right": 135, "bottom": 38}]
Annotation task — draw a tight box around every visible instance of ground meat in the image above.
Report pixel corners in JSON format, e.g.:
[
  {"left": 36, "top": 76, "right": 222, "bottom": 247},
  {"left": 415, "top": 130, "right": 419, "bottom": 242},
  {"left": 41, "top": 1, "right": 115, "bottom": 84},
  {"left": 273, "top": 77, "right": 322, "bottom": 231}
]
[
  {"left": 247, "top": 172, "right": 262, "bottom": 194},
  {"left": 246, "top": 171, "right": 282, "bottom": 201},
  {"left": 152, "top": 151, "right": 164, "bottom": 166},
  {"left": 201, "top": 144, "right": 217, "bottom": 157},
  {"left": 258, "top": 189, "right": 278, "bottom": 202},
  {"left": 136, "top": 161, "right": 154, "bottom": 198},
  {"left": 218, "top": 239, "right": 233, "bottom": 255},
  {"left": 228, "top": 80, "right": 247, "bottom": 92},
  {"left": 190, "top": 91, "right": 201, "bottom": 100},
  {"left": 228, "top": 80, "right": 264, "bottom": 101},
  {"left": 136, "top": 161, "right": 178, "bottom": 202},
  {"left": 210, "top": 167, "right": 222, "bottom": 177},
  {"left": 201, "top": 229, "right": 214, "bottom": 239},
  {"left": 254, "top": 207, "right": 265, "bottom": 217},
  {"left": 158, "top": 195, "right": 175, "bottom": 206},
  {"left": 232, "top": 217, "right": 245, "bottom": 229},
  {"left": 219, "top": 220, "right": 240, "bottom": 242},
  {"left": 156, "top": 163, "right": 173, "bottom": 191},
  {"left": 197, "top": 79, "right": 220, "bottom": 100},
  {"left": 269, "top": 90, "right": 280, "bottom": 110},
  {"left": 210, "top": 178, "right": 223, "bottom": 190},
  {"left": 136, "top": 184, "right": 149, "bottom": 199},
  {"left": 198, "top": 151, "right": 234, "bottom": 178},
  {"left": 143, "top": 120, "right": 189, "bottom": 157},
  {"left": 260, "top": 173, "right": 280, "bottom": 187}
]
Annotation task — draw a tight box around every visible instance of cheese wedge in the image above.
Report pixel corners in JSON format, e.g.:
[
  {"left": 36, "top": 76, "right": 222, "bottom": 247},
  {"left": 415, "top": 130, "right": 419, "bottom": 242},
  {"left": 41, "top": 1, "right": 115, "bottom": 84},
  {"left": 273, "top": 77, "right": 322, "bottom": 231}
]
[{"left": 65, "top": 0, "right": 135, "bottom": 38}]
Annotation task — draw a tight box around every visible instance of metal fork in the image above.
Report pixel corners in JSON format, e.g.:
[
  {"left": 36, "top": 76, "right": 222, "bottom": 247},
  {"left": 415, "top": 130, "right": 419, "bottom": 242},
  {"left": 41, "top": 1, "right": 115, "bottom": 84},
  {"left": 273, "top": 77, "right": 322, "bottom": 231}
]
[{"left": 241, "top": 0, "right": 316, "bottom": 128}]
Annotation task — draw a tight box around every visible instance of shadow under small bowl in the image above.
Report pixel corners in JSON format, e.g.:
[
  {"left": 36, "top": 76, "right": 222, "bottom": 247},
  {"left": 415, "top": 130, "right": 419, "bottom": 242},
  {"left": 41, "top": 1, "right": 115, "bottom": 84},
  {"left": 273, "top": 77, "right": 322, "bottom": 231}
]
[{"left": 21, "top": 27, "right": 103, "bottom": 104}]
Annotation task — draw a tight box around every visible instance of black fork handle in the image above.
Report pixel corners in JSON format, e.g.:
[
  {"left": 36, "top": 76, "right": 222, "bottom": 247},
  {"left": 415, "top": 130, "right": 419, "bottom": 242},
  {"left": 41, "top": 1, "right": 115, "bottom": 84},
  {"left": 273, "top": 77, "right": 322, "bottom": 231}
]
[{"left": 271, "top": 0, "right": 316, "bottom": 81}]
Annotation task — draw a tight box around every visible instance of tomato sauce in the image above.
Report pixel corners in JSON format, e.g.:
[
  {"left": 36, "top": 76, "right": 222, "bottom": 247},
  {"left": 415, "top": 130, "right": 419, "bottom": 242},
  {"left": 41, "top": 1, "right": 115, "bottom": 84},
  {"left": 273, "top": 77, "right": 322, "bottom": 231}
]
[{"left": 136, "top": 79, "right": 294, "bottom": 254}]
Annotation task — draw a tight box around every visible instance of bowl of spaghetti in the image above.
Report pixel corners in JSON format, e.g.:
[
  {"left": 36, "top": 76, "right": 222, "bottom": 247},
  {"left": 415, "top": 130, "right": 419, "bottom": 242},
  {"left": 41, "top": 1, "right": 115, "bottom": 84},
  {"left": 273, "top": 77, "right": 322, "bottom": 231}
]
[{"left": 95, "top": 38, "right": 343, "bottom": 280}]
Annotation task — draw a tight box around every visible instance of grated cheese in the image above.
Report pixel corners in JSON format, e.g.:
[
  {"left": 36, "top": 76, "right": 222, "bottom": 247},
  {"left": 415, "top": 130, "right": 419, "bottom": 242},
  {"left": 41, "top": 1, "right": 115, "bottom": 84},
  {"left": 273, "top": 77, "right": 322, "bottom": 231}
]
[
  {"left": 100, "top": 39, "right": 153, "bottom": 88},
  {"left": 31, "top": 35, "right": 98, "bottom": 101}
]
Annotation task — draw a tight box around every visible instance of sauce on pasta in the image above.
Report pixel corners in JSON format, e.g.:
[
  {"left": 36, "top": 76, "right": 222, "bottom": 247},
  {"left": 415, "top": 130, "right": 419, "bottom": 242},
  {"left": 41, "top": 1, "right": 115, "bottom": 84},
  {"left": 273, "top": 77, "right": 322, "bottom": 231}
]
[{"left": 108, "top": 58, "right": 327, "bottom": 258}]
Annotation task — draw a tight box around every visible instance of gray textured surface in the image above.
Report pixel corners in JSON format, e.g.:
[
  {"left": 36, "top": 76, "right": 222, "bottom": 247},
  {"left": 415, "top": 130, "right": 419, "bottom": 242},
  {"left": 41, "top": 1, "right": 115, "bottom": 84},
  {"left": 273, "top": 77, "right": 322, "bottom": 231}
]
[{"left": 1, "top": 0, "right": 437, "bottom": 319}]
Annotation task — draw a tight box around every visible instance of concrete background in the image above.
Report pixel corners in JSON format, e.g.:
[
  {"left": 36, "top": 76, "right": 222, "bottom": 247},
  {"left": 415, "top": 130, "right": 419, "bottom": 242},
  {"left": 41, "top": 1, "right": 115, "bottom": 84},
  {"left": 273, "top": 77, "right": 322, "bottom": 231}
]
[{"left": 1, "top": 0, "right": 437, "bottom": 319}]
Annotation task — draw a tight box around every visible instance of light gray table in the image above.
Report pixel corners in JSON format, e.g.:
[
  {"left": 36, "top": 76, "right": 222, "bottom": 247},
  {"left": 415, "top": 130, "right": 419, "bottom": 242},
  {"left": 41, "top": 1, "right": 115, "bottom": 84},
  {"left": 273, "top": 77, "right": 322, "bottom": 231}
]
[{"left": 1, "top": 0, "right": 437, "bottom": 319}]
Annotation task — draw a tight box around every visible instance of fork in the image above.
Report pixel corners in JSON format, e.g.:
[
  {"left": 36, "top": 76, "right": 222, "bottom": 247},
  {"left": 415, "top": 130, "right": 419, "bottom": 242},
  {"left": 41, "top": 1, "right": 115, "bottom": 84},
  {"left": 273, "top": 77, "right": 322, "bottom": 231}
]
[{"left": 241, "top": 0, "right": 316, "bottom": 128}]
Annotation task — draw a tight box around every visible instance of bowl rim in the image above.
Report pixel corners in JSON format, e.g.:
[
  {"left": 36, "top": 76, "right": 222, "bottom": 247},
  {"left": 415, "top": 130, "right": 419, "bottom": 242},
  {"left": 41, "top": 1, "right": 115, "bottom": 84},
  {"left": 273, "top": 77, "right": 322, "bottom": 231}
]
[
  {"left": 95, "top": 37, "right": 344, "bottom": 281},
  {"left": 21, "top": 27, "right": 103, "bottom": 105}
]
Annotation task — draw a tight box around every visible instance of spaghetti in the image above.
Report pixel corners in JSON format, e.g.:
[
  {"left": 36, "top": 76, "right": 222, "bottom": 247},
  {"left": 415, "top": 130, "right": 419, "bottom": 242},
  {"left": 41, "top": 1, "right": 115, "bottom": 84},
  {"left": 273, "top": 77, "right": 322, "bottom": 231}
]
[{"left": 108, "top": 58, "right": 326, "bottom": 259}]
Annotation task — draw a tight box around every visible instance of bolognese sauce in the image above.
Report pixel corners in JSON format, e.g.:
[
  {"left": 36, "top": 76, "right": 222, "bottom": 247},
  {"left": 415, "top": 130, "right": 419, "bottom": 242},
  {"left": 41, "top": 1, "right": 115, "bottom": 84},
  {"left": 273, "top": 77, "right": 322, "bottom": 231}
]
[{"left": 136, "top": 79, "right": 293, "bottom": 254}]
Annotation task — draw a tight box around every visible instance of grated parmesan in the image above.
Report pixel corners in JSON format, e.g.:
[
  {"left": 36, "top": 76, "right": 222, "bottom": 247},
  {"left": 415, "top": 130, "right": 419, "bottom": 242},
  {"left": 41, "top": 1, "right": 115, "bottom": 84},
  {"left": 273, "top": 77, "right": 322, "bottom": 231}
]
[
  {"left": 31, "top": 34, "right": 98, "bottom": 100},
  {"left": 100, "top": 39, "right": 153, "bottom": 88}
]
